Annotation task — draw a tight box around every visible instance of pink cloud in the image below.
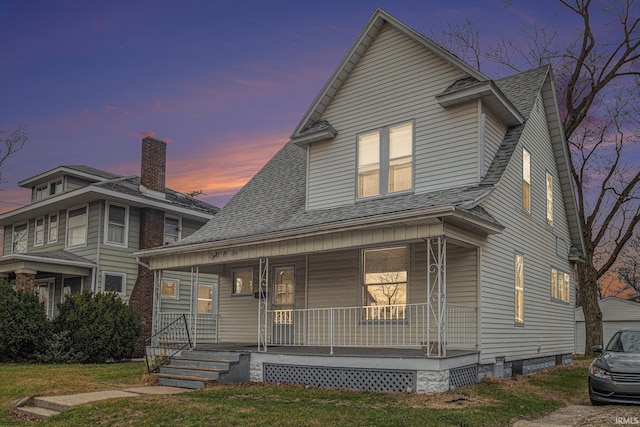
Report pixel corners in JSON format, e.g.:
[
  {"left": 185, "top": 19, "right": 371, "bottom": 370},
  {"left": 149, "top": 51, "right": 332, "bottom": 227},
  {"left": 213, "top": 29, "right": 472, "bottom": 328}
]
[
  {"left": 0, "top": 187, "right": 31, "bottom": 214},
  {"left": 104, "top": 104, "right": 134, "bottom": 116}
]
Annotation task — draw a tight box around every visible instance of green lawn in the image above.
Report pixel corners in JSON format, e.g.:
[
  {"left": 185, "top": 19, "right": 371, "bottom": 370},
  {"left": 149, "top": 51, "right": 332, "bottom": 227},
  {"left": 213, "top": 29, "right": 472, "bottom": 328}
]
[{"left": 1, "top": 359, "right": 591, "bottom": 427}]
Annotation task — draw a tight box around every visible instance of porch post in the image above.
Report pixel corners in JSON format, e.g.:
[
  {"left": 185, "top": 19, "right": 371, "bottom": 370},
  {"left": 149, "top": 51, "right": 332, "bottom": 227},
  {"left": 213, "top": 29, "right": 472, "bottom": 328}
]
[
  {"left": 193, "top": 266, "right": 200, "bottom": 348},
  {"left": 258, "top": 258, "right": 269, "bottom": 352},
  {"left": 151, "top": 270, "right": 162, "bottom": 347},
  {"left": 426, "top": 237, "right": 447, "bottom": 356}
]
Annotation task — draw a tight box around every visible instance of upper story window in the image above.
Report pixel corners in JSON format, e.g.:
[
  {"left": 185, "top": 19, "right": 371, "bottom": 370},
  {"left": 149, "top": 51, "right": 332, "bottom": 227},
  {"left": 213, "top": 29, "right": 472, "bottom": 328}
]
[
  {"left": 34, "top": 217, "right": 45, "bottom": 246},
  {"left": 515, "top": 253, "right": 524, "bottom": 324},
  {"left": 357, "top": 121, "right": 413, "bottom": 199},
  {"left": 522, "top": 149, "right": 531, "bottom": 213},
  {"left": 67, "top": 206, "right": 88, "bottom": 248},
  {"left": 546, "top": 172, "right": 553, "bottom": 226},
  {"left": 48, "top": 213, "right": 58, "bottom": 243},
  {"left": 105, "top": 203, "right": 128, "bottom": 246},
  {"left": 34, "top": 179, "right": 63, "bottom": 201},
  {"left": 12, "top": 223, "right": 28, "bottom": 254},
  {"left": 164, "top": 216, "right": 181, "bottom": 245}
]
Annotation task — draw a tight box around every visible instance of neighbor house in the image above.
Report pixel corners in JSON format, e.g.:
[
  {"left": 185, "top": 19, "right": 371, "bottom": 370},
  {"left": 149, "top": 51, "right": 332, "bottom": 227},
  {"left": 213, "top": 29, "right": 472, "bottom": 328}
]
[
  {"left": 575, "top": 297, "right": 640, "bottom": 354},
  {"left": 136, "top": 9, "right": 584, "bottom": 392},
  {"left": 0, "top": 137, "right": 219, "bottom": 352}
]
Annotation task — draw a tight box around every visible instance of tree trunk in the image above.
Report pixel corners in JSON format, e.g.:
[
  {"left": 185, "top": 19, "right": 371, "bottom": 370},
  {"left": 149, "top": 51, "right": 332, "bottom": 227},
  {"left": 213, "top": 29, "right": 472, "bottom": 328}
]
[{"left": 577, "top": 262, "right": 603, "bottom": 356}]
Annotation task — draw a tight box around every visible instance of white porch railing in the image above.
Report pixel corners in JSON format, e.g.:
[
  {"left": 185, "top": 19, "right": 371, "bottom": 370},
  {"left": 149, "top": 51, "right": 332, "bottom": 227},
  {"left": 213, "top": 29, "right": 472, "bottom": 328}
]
[
  {"left": 267, "top": 303, "right": 477, "bottom": 355},
  {"left": 157, "top": 312, "right": 218, "bottom": 346}
]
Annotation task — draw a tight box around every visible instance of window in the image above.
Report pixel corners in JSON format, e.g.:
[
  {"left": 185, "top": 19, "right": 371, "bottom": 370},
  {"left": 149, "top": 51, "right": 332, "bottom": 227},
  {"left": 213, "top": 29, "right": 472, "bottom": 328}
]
[
  {"left": 105, "top": 203, "right": 127, "bottom": 246},
  {"left": 164, "top": 216, "right": 180, "bottom": 245},
  {"left": 34, "top": 217, "right": 45, "bottom": 246},
  {"left": 357, "top": 121, "right": 413, "bottom": 199},
  {"left": 50, "top": 180, "right": 63, "bottom": 196},
  {"left": 35, "top": 184, "right": 49, "bottom": 201},
  {"left": 161, "top": 279, "right": 179, "bottom": 299},
  {"left": 522, "top": 149, "right": 531, "bottom": 212},
  {"left": 48, "top": 213, "right": 58, "bottom": 243},
  {"left": 515, "top": 254, "right": 524, "bottom": 323},
  {"left": 546, "top": 172, "right": 553, "bottom": 226},
  {"left": 197, "top": 284, "right": 213, "bottom": 314},
  {"left": 363, "top": 246, "right": 407, "bottom": 320},
  {"left": 232, "top": 268, "right": 254, "bottom": 295},
  {"left": 12, "top": 223, "right": 28, "bottom": 254},
  {"left": 551, "top": 268, "right": 570, "bottom": 302},
  {"left": 67, "top": 206, "right": 88, "bottom": 247},
  {"left": 103, "top": 272, "right": 125, "bottom": 295}
]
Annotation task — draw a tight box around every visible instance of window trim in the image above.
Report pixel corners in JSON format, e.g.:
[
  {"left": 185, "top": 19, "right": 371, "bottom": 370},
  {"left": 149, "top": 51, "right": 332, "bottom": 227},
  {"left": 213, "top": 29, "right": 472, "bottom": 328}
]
[
  {"left": 104, "top": 202, "right": 129, "bottom": 247},
  {"left": 161, "top": 278, "right": 180, "bottom": 299},
  {"left": 522, "top": 148, "right": 531, "bottom": 214},
  {"left": 232, "top": 267, "right": 254, "bottom": 296},
  {"left": 546, "top": 171, "right": 554, "bottom": 227},
  {"left": 164, "top": 216, "right": 182, "bottom": 245},
  {"left": 356, "top": 120, "right": 415, "bottom": 200},
  {"left": 66, "top": 204, "right": 89, "bottom": 249},
  {"left": 34, "top": 216, "right": 45, "bottom": 247},
  {"left": 12, "top": 222, "right": 28, "bottom": 254},
  {"left": 47, "top": 213, "right": 58, "bottom": 244},
  {"left": 515, "top": 253, "right": 524, "bottom": 324},
  {"left": 102, "top": 271, "right": 126, "bottom": 296}
]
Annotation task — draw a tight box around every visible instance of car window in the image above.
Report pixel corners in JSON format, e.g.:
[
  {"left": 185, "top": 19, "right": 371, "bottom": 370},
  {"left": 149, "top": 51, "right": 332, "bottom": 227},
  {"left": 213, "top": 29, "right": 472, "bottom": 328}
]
[{"left": 607, "top": 331, "right": 640, "bottom": 353}]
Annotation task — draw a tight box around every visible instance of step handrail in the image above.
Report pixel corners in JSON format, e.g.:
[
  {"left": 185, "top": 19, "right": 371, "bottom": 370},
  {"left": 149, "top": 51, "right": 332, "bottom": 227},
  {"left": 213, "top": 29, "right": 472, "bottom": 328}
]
[{"left": 145, "top": 313, "right": 193, "bottom": 373}]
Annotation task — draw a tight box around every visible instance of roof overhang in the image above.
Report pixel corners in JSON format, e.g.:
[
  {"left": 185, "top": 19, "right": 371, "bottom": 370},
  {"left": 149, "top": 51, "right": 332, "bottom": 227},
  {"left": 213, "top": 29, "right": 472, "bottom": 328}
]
[
  {"left": 0, "top": 185, "right": 214, "bottom": 226},
  {"left": 436, "top": 82, "right": 524, "bottom": 126},
  {"left": 0, "top": 253, "right": 95, "bottom": 276},
  {"left": 18, "top": 166, "right": 113, "bottom": 188},
  {"left": 292, "top": 122, "right": 338, "bottom": 147}
]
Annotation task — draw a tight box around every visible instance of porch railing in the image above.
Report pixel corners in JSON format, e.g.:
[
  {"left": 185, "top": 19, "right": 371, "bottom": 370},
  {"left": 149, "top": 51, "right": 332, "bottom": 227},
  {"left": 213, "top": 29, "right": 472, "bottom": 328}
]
[
  {"left": 266, "top": 303, "right": 477, "bottom": 355},
  {"left": 157, "top": 312, "right": 219, "bottom": 345},
  {"left": 145, "top": 314, "right": 192, "bottom": 373}
]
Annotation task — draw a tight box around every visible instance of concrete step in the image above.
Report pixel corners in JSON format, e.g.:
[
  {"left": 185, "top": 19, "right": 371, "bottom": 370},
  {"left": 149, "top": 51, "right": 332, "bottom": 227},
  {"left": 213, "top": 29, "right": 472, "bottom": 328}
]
[
  {"left": 14, "top": 405, "right": 60, "bottom": 420},
  {"left": 157, "top": 375, "right": 208, "bottom": 389},
  {"left": 170, "top": 357, "right": 232, "bottom": 370},
  {"left": 159, "top": 366, "right": 222, "bottom": 380},
  {"left": 32, "top": 396, "right": 70, "bottom": 412},
  {"left": 180, "top": 350, "right": 242, "bottom": 361}
]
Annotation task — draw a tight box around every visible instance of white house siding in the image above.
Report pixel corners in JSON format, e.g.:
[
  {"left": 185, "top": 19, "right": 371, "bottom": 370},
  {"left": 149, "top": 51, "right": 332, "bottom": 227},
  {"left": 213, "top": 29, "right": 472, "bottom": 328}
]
[
  {"left": 478, "top": 93, "right": 575, "bottom": 365},
  {"left": 307, "top": 22, "right": 472, "bottom": 210}
]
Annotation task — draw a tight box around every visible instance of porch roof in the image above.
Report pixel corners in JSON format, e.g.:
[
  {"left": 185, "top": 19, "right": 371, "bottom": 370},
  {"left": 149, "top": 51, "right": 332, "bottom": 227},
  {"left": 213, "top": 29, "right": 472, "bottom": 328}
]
[{"left": 0, "top": 250, "right": 95, "bottom": 276}]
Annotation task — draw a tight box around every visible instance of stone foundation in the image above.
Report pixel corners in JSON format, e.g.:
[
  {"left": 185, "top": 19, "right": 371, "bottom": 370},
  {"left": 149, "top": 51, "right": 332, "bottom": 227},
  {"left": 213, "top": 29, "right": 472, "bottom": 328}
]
[{"left": 416, "top": 370, "right": 449, "bottom": 394}]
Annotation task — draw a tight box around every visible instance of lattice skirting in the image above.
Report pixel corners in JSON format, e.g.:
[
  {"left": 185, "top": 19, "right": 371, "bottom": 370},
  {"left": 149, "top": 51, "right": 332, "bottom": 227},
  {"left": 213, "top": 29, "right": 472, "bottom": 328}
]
[
  {"left": 263, "top": 364, "right": 416, "bottom": 393},
  {"left": 449, "top": 365, "right": 478, "bottom": 388}
]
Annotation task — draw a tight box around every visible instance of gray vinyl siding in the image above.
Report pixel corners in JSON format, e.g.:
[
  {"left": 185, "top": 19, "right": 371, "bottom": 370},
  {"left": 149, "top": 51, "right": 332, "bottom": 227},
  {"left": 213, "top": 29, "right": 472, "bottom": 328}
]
[
  {"left": 307, "top": 249, "right": 360, "bottom": 308},
  {"left": 157, "top": 270, "right": 218, "bottom": 312},
  {"left": 483, "top": 109, "right": 507, "bottom": 178},
  {"left": 307, "top": 23, "right": 473, "bottom": 210},
  {"left": 3, "top": 226, "right": 11, "bottom": 255},
  {"left": 65, "top": 176, "right": 92, "bottom": 191},
  {"left": 478, "top": 94, "right": 575, "bottom": 364},
  {"left": 182, "top": 218, "right": 204, "bottom": 239}
]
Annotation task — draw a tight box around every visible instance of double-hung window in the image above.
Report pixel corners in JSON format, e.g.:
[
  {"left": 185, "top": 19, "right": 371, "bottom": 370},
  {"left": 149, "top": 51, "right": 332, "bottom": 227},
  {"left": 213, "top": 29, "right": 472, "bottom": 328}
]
[
  {"left": 551, "top": 268, "right": 569, "bottom": 302},
  {"left": 522, "top": 149, "right": 531, "bottom": 212},
  {"left": 103, "top": 271, "right": 125, "bottom": 295},
  {"left": 48, "top": 213, "right": 58, "bottom": 243},
  {"left": 357, "top": 121, "right": 413, "bottom": 199},
  {"left": 546, "top": 172, "right": 553, "bottom": 226},
  {"left": 34, "top": 217, "right": 45, "bottom": 246},
  {"left": 105, "top": 203, "right": 127, "bottom": 246},
  {"left": 67, "top": 206, "right": 88, "bottom": 247},
  {"left": 362, "top": 246, "right": 407, "bottom": 320},
  {"left": 164, "top": 216, "right": 181, "bottom": 245},
  {"left": 12, "top": 223, "right": 28, "bottom": 254},
  {"left": 161, "top": 279, "right": 179, "bottom": 299},
  {"left": 515, "top": 254, "right": 524, "bottom": 323},
  {"left": 197, "top": 284, "right": 214, "bottom": 314}
]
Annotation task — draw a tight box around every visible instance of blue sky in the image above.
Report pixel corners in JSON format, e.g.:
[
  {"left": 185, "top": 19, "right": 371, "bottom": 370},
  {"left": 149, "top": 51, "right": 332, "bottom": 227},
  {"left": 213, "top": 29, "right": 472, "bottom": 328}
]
[{"left": 0, "top": 0, "right": 576, "bottom": 208}]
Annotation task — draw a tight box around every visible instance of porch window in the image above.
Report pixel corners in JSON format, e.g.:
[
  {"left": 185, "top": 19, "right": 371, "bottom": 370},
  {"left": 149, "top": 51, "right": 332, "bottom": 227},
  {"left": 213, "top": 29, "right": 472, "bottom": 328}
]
[
  {"left": 232, "top": 268, "right": 253, "bottom": 295},
  {"left": 551, "top": 268, "right": 569, "bottom": 303},
  {"left": 515, "top": 254, "right": 524, "bottom": 323},
  {"left": 48, "top": 213, "right": 58, "bottom": 243},
  {"left": 362, "top": 246, "right": 407, "bottom": 320},
  {"left": 523, "top": 149, "right": 531, "bottom": 212},
  {"left": 357, "top": 121, "right": 413, "bottom": 199},
  {"left": 273, "top": 266, "right": 294, "bottom": 325},
  {"left": 34, "top": 217, "right": 45, "bottom": 246},
  {"left": 164, "top": 216, "right": 181, "bottom": 245},
  {"left": 105, "top": 203, "right": 127, "bottom": 246},
  {"left": 546, "top": 172, "right": 553, "bottom": 226},
  {"left": 67, "top": 206, "right": 88, "bottom": 247},
  {"left": 103, "top": 272, "right": 125, "bottom": 295},
  {"left": 197, "top": 284, "right": 214, "bottom": 314},
  {"left": 161, "top": 279, "right": 179, "bottom": 299},
  {"left": 12, "top": 223, "right": 28, "bottom": 254}
]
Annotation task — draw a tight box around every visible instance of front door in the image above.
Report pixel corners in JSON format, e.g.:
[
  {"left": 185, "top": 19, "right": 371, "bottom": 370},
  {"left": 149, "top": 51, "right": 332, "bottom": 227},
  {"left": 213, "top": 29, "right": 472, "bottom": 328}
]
[
  {"left": 271, "top": 266, "right": 295, "bottom": 344},
  {"left": 37, "top": 278, "right": 56, "bottom": 319}
]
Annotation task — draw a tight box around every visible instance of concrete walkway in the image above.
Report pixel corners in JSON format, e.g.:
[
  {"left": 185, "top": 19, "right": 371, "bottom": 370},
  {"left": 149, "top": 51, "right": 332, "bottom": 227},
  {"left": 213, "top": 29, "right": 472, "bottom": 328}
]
[{"left": 15, "top": 386, "right": 193, "bottom": 420}]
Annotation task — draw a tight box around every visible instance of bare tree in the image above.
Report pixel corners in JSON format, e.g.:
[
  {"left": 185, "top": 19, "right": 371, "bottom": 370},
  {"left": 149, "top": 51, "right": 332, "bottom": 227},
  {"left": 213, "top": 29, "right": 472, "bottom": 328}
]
[
  {"left": 0, "top": 125, "right": 28, "bottom": 184},
  {"left": 617, "top": 236, "right": 640, "bottom": 296},
  {"left": 437, "top": 0, "right": 640, "bottom": 355}
]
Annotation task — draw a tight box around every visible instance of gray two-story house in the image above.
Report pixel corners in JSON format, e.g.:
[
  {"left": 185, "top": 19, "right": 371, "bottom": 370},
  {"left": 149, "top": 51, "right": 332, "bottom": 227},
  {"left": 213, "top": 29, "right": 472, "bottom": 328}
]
[{"left": 0, "top": 137, "right": 219, "bottom": 352}]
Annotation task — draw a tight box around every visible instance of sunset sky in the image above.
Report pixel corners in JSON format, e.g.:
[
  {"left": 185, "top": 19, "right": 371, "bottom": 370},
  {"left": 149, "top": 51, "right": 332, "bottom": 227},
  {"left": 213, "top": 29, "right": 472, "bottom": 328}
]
[{"left": 0, "top": 0, "right": 590, "bottom": 210}]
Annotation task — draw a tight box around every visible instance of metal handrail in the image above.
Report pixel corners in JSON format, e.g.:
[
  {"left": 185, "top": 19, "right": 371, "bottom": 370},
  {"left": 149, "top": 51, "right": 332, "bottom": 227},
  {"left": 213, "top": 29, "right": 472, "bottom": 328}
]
[{"left": 144, "top": 313, "right": 192, "bottom": 373}]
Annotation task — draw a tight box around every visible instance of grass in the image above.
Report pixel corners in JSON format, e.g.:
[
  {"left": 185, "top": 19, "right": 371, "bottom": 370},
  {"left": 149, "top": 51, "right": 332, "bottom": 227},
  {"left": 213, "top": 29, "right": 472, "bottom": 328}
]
[{"left": 0, "top": 359, "right": 591, "bottom": 427}]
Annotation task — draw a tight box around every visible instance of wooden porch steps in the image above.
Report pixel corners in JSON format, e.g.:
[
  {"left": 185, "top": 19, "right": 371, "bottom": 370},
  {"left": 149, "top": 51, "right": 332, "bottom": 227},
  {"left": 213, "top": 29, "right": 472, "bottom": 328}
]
[{"left": 157, "top": 350, "right": 250, "bottom": 389}]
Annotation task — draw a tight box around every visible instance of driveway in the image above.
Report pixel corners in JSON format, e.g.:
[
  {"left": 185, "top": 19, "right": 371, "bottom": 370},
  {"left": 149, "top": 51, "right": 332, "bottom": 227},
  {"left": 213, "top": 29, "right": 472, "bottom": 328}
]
[{"left": 512, "top": 403, "right": 640, "bottom": 426}]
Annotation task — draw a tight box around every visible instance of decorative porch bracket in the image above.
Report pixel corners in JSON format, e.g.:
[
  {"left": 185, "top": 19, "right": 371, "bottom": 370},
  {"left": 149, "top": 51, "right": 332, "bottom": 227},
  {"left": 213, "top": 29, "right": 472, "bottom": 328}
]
[
  {"left": 426, "top": 236, "right": 447, "bottom": 357},
  {"left": 258, "top": 258, "right": 269, "bottom": 352}
]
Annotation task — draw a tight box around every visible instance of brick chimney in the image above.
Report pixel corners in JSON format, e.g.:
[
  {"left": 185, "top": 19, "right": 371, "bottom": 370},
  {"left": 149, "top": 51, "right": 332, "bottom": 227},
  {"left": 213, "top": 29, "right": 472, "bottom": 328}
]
[
  {"left": 129, "top": 136, "right": 167, "bottom": 356},
  {"left": 140, "top": 136, "right": 166, "bottom": 196}
]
